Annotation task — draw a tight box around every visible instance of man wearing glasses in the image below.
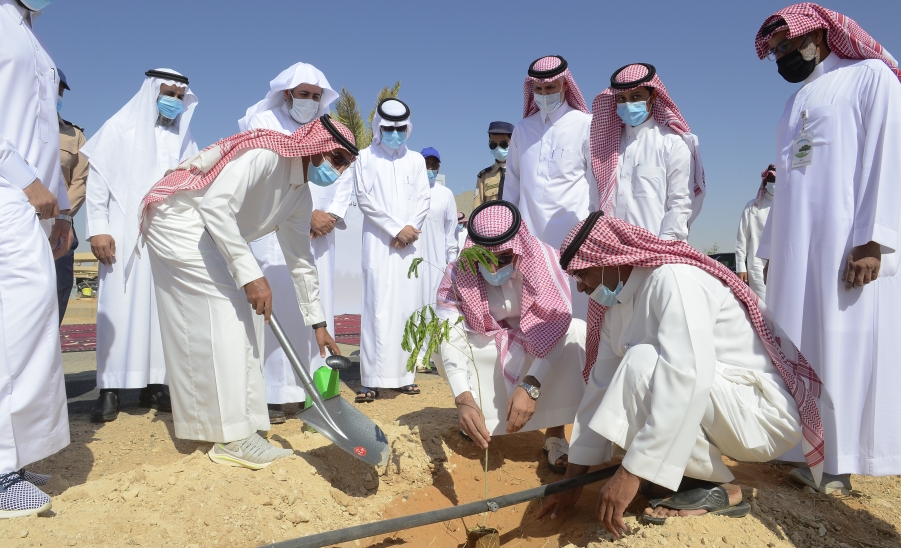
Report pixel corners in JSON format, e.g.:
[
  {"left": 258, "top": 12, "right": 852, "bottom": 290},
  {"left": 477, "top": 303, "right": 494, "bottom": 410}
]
[
  {"left": 473, "top": 121, "right": 514, "bottom": 208},
  {"left": 435, "top": 201, "right": 586, "bottom": 472},
  {"left": 754, "top": 4, "right": 901, "bottom": 492}
]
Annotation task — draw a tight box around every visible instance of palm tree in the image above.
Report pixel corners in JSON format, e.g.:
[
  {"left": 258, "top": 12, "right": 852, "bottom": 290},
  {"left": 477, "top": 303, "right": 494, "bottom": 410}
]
[
  {"left": 331, "top": 81, "right": 402, "bottom": 150},
  {"left": 332, "top": 88, "right": 368, "bottom": 148}
]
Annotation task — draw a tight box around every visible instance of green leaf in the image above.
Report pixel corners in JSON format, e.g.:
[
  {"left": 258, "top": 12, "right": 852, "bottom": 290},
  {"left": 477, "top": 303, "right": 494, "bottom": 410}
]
[{"left": 407, "top": 257, "right": 424, "bottom": 279}]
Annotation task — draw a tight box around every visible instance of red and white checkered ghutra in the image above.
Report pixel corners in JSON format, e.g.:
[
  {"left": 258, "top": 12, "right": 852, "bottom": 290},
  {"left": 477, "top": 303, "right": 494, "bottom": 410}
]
[
  {"left": 590, "top": 64, "right": 705, "bottom": 217},
  {"left": 436, "top": 203, "right": 572, "bottom": 388},
  {"left": 140, "top": 118, "right": 355, "bottom": 224},
  {"left": 755, "top": 3, "right": 901, "bottom": 83},
  {"left": 522, "top": 56, "right": 589, "bottom": 118},
  {"left": 560, "top": 216, "right": 826, "bottom": 482}
]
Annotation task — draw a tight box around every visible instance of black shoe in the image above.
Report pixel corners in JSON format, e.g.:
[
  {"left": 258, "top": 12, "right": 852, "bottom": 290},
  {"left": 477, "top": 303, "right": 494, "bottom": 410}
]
[
  {"left": 91, "top": 389, "right": 120, "bottom": 422},
  {"left": 268, "top": 404, "right": 287, "bottom": 425},
  {"left": 139, "top": 384, "right": 172, "bottom": 412}
]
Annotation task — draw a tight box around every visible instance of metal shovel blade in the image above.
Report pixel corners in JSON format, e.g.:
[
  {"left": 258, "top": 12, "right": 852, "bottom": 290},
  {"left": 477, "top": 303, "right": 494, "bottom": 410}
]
[{"left": 268, "top": 314, "right": 390, "bottom": 467}]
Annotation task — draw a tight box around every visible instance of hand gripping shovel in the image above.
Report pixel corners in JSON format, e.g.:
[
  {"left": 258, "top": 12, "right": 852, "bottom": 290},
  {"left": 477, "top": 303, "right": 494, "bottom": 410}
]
[{"left": 268, "top": 313, "right": 390, "bottom": 467}]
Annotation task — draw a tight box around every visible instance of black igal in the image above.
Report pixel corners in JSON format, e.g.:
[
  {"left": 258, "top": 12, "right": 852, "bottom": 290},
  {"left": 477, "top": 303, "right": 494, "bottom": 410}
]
[{"left": 268, "top": 314, "right": 390, "bottom": 467}]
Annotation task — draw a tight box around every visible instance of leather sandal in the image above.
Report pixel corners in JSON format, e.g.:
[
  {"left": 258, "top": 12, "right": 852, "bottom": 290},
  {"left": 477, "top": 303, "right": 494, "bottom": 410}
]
[{"left": 642, "top": 485, "right": 751, "bottom": 525}]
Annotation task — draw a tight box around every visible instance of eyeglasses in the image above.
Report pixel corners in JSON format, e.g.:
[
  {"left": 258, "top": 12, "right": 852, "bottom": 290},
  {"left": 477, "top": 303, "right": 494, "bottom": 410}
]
[
  {"left": 766, "top": 35, "right": 809, "bottom": 61},
  {"left": 570, "top": 272, "right": 583, "bottom": 283},
  {"left": 326, "top": 151, "right": 351, "bottom": 169},
  {"left": 494, "top": 253, "right": 515, "bottom": 268},
  {"left": 488, "top": 141, "right": 509, "bottom": 150}
]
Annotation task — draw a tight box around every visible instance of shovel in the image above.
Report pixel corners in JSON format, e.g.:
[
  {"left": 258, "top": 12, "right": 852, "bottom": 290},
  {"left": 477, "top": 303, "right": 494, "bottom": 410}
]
[{"left": 268, "top": 313, "right": 390, "bottom": 467}]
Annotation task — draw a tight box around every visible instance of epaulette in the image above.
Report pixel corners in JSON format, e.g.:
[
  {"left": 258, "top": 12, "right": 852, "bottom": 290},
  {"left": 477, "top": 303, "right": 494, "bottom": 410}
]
[
  {"left": 477, "top": 165, "right": 495, "bottom": 177},
  {"left": 61, "top": 119, "right": 84, "bottom": 132}
]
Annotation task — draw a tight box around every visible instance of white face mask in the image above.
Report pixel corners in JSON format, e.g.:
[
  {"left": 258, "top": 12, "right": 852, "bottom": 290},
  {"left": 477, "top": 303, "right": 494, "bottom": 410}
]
[
  {"left": 288, "top": 97, "right": 319, "bottom": 124},
  {"left": 765, "top": 182, "right": 775, "bottom": 195},
  {"left": 534, "top": 91, "right": 562, "bottom": 114}
]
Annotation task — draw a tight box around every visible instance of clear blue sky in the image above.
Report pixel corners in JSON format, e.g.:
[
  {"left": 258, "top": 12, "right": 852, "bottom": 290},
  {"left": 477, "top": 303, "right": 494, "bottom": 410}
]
[{"left": 37, "top": 0, "right": 900, "bottom": 253}]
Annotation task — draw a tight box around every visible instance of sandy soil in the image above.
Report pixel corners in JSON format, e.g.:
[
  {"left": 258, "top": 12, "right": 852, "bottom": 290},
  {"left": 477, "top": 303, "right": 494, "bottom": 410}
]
[{"left": 4, "top": 367, "right": 901, "bottom": 548}]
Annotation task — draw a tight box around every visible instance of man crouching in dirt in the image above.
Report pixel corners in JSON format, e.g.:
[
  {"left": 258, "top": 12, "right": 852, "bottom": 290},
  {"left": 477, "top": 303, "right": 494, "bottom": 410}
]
[
  {"left": 539, "top": 213, "right": 826, "bottom": 536},
  {"left": 433, "top": 201, "right": 587, "bottom": 472}
]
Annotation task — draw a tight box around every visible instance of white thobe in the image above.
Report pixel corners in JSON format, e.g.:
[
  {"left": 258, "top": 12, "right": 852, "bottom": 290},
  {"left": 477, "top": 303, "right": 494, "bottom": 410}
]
[
  {"left": 0, "top": 0, "right": 70, "bottom": 473},
  {"left": 353, "top": 144, "right": 430, "bottom": 388},
  {"left": 569, "top": 265, "right": 802, "bottom": 491},
  {"left": 417, "top": 181, "right": 458, "bottom": 361},
  {"left": 244, "top": 108, "right": 350, "bottom": 404},
  {"left": 436, "top": 271, "right": 586, "bottom": 434},
  {"left": 757, "top": 54, "right": 901, "bottom": 476},
  {"left": 735, "top": 191, "right": 772, "bottom": 300},
  {"left": 84, "top": 126, "right": 194, "bottom": 388},
  {"left": 144, "top": 149, "right": 324, "bottom": 442},
  {"left": 0, "top": 0, "right": 69, "bottom": 231},
  {"left": 420, "top": 181, "right": 459, "bottom": 308},
  {"left": 456, "top": 225, "right": 467, "bottom": 254},
  {"left": 505, "top": 103, "right": 594, "bottom": 318},
  {"left": 609, "top": 118, "right": 693, "bottom": 240}
]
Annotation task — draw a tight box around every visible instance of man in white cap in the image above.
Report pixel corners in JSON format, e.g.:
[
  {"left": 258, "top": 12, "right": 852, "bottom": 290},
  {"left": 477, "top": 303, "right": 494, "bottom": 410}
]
[
  {"left": 352, "top": 98, "right": 430, "bottom": 401},
  {"left": 415, "top": 147, "right": 458, "bottom": 372},
  {"left": 0, "top": 0, "right": 71, "bottom": 517},
  {"left": 735, "top": 164, "right": 775, "bottom": 299},
  {"left": 83, "top": 69, "right": 198, "bottom": 423},
  {"left": 505, "top": 55, "right": 595, "bottom": 319},
  {"left": 142, "top": 116, "right": 356, "bottom": 469},
  {"left": 239, "top": 62, "right": 349, "bottom": 423}
]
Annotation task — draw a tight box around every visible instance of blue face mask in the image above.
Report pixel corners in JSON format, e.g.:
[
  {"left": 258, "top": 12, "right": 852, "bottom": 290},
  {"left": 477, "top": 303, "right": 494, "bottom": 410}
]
[
  {"left": 157, "top": 96, "right": 185, "bottom": 120},
  {"left": 588, "top": 267, "right": 623, "bottom": 306},
  {"left": 56, "top": 96, "right": 63, "bottom": 113},
  {"left": 616, "top": 101, "right": 650, "bottom": 127},
  {"left": 381, "top": 130, "right": 406, "bottom": 150},
  {"left": 308, "top": 158, "right": 341, "bottom": 187},
  {"left": 457, "top": 223, "right": 464, "bottom": 230},
  {"left": 479, "top": 263, "right": 515, "bottom": 286},
  {"left": 20, "top": 0, "right": 54, "bottom": 10},
  {"left": 490, "top": 146, "right": 508, "bottom": 161},
  {"left": 534, "top": 92, "right": 562, "bottom": 113},
  {"left": 427, "top": 169, "right": 439, "bottom": 182}
]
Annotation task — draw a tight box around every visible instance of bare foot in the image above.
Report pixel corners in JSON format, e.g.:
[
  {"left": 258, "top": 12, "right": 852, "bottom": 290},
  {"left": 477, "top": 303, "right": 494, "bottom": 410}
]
[{"left": 643, "top": 483, "right": 742, "bottom": 520}]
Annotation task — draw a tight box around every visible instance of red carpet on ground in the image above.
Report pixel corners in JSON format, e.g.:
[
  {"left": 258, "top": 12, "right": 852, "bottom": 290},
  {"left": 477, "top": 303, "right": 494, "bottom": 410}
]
[
  {"left": 59, "top": 315, "right": 362, "bottom": 352},
  {"left": 333, "top": 314, "right": 361, "bottom": 346},
  {"left": 60, "top": 324, "right": 97, "bottom": 353}
]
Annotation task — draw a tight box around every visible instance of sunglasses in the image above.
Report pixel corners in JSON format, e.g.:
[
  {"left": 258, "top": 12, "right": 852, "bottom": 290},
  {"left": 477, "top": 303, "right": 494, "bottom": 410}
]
[
  {"left": 325, "top": 151, "right": 351, "bottom": 169},
  {"left": 488, "top": 141, "right": 509, "bottom": 150},
  {"left": 494, "top": 252, "right": 515, "bottom": 268}
]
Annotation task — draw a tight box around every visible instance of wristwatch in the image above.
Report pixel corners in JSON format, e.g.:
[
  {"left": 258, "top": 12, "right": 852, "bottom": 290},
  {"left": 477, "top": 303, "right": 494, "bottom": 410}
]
[
  {"left": 311, "top": 321, "right": 327, "bottom": 330},
  {"left": 56, "top": 214, "right": 73, "bottom": 223},
  {"left": 519, "top": 381, "right": 540, "bottom": 400}
]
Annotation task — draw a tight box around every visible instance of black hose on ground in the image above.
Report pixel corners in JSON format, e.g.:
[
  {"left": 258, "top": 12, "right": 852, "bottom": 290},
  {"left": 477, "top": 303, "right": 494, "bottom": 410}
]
[{"left": 260, "top": 464, "right": 620, "bottom": 548}]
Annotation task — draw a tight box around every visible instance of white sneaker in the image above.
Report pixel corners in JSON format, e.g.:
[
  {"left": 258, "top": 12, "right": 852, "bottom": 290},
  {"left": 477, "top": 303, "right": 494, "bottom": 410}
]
[
  {"left": 208, "top": 432, "right": 294, "bottom": 470},
  {"left": 18, "top": 469, "right": 51, "bottom": 486},
  {"left": 0, "top": 472, "right": 52, "bottom": 519}
]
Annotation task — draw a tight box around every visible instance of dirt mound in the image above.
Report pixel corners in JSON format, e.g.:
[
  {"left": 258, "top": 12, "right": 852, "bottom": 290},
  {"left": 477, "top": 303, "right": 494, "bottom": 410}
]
[{"left": 4, "top": 374, "right": 901, "bottom": 548}]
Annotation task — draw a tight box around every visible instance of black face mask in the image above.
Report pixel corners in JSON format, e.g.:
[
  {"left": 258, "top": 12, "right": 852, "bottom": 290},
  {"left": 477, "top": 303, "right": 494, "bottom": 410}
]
[{"left": 776, "top": 48, "right": 818, "bottom": 83}]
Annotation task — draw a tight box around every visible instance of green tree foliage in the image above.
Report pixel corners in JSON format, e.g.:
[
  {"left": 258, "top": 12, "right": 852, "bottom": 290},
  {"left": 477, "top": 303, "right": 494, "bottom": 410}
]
[
  {"left": 330, "top": 81, "right": 402, "bottom": 150},
  {"left": 331, "top": 88, "right": 368, "bottom": 149}
]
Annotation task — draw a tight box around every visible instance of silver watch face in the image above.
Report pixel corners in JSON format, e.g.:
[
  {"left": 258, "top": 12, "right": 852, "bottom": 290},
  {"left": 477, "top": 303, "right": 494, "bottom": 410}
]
[{"left": 523, "top": 383, "right": 540, "bottom": 399}]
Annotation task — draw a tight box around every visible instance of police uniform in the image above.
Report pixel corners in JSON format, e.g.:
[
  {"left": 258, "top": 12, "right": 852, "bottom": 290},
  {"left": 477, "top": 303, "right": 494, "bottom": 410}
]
[
  {"left": 473, "top": 162, "right": 506, "bottom": 207},
  {"left": 59, "top": 116, "right": 87, "bottom": 216},
  {"left": 55, "top": 69, "right": 89, "bottom": 323}
]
